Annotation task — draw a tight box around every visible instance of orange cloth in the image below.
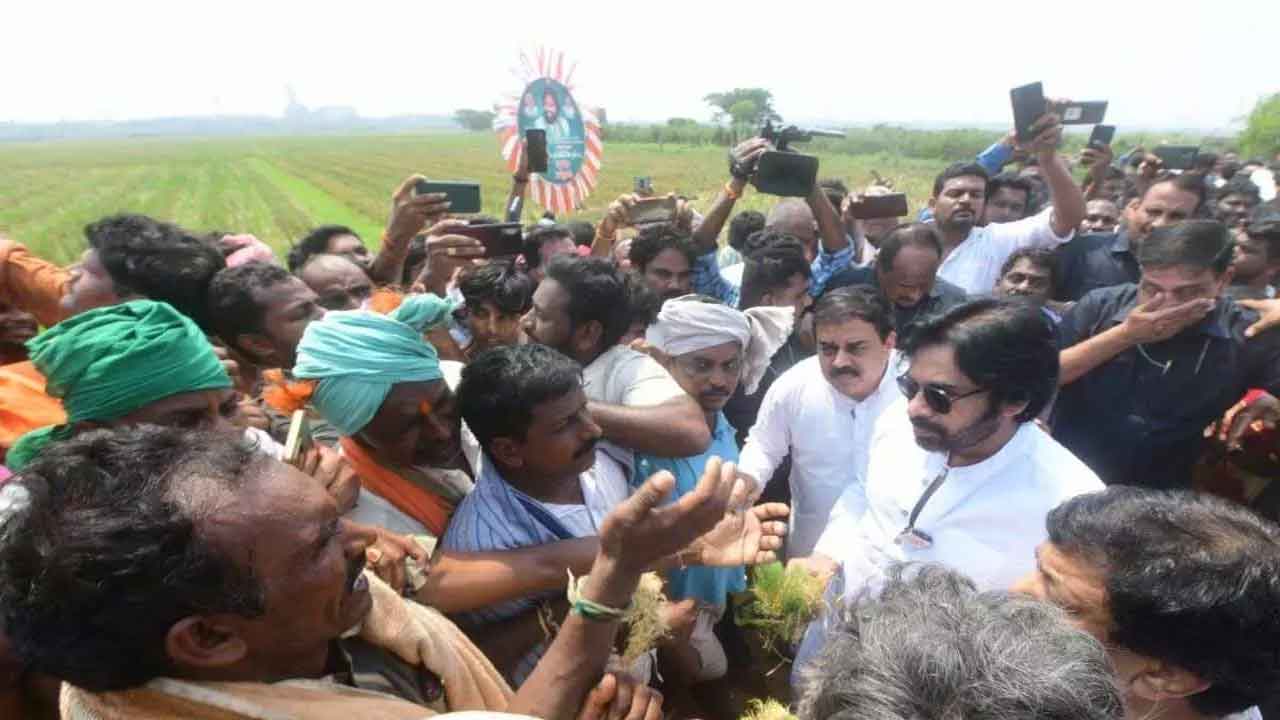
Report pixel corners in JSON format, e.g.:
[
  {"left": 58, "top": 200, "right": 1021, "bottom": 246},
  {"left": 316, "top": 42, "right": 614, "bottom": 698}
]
[
  {"left": 340, "top": 436, "right": 452, "bottom": 537},
  {"left": 0, "top": 237, "right": 72, "bottom": 329},
  {"left": 0, "top": 361, "right": 65, "bottom": 456}
]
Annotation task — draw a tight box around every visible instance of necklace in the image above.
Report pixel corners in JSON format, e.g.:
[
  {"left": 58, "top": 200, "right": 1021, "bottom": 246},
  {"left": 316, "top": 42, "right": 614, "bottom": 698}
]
[{"left": 1135, "top": 337, "right": 1211, "bottom": 377}]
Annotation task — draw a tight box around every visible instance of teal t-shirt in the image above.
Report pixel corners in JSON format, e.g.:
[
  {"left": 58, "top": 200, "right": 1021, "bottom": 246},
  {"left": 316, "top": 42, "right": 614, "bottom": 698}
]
[{"left": 633, "top": 412, "right": 745, "bottom": 606}]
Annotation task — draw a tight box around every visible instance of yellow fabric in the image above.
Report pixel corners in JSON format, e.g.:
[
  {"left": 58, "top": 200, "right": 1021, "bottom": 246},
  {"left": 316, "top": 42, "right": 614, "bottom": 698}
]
[{"left": 60, "top": 573, "right": 514, "bottom": 719}]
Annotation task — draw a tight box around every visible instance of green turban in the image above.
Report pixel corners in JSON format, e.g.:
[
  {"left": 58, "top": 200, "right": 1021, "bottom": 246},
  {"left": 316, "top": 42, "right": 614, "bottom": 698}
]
[
  {"left": 7, "top": 300, "right": 232, "bottom": 471},
  {"left": 292, "top": 293, "right": 456, "bottom": 437}
]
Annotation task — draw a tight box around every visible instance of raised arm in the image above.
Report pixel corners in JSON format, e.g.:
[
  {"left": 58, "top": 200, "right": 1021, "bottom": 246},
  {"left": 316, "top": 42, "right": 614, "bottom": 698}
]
[
  {"left": 505, "top": 141, "right": 532, "bottom": 223},
  {"left": 1023, "top": 112, "right": 1086, "bottom": 237},
  {"left": 370, "top": 175, "right": 450, "bottom": 286},
  {"left": 689, "top": 139, "right": 770, "bottom": 255},
  {"left": 588, "top": 195, "right": 634, "bottom": 259},
  {"left": 588, "top": 395, "right": 711, "bottom": 457},
  {"left": 808, "top": 182, "right": 850, "bottom": 255}
]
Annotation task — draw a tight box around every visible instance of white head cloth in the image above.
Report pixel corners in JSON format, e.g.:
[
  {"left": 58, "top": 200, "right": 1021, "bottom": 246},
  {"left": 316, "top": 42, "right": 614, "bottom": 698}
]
[{"left": 645, "top": 295, "right": 795, "bottom": 395}]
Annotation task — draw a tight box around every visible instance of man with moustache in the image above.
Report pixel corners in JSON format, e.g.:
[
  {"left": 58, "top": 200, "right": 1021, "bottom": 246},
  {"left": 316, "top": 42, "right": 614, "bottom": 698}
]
[
  {"left": 738, "top": 286, "right": 903, "bottom": 558},
  {"left": 634, "top": 294, "right": 794, "bottom": 682},
  {"left": 798, "top": 299, "right": 1103, "bottom": 593},
  {"left": 1056, "top": 172, "right": 1207, "bottom": 302},
  {"left": 442, "top": 344, "right": 788, "bottom": 685},
  {"left": 927, "top": 112, "right": 1086, "bottom": 296}
]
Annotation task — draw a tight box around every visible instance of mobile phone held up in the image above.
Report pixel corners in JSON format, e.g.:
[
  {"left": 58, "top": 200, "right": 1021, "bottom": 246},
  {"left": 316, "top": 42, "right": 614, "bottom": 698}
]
[
  {"left": 1153, "top": 145, "right": 1200, "bottom": 172},
  {"left": 1010, "top": 82, "right": 1047, "bottom": 143},
  {"left": 627, "top": 196, "right": 677, "bottom": 225},
  {"left": 1059, "top": 101, "right": 1108, "bottom": 125},
  {"left": 1088, "top": 125, "right": 1116, "bottom": 150},
  {"left": 414, "top": 180, "right": 482, "bottom": 214},
  {"left": 525, "top": 129, "right": 548, "bottom": 174},
  {"left": 450, "top": 223, "right": 524, "bottom": 257},
  {"left": 634, "top": 176, "right": 654, "bottom": 197},
  {"left": 849, "top": 193, "right": 909, "bottom": 220}
]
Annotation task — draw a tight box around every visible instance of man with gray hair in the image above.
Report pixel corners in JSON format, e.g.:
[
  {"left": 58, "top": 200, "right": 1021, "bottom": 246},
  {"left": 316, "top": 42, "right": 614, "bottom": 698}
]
[{"left": 799, "top": 563, "right": 1124, "bottom": 720}]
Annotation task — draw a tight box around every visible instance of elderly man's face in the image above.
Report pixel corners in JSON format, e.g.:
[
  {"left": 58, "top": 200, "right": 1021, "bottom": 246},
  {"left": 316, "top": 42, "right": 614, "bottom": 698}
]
[
  {"left": 194, "top": 458, "right": 378, "bottom": 681},
  {"left": 357, "top": 379, "right": 463, "bottom": 469},
  {"left": 299, "top": 255, "right": 374, "bottom": 311}
]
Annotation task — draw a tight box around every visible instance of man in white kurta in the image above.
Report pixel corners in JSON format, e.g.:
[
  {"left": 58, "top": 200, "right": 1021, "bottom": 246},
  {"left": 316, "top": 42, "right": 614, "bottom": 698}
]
[
  {"left": 737, "top": 287, "right": 903, "bottom": 558},
  {"left": 813, "top": 405, "right": 1102, "bottom": 593},
  {"left": 738, "top": 351, "right": 901, "bottom": 558},
  {"left": 792, "top": 297, "right": 1103, "bottom": 687}
]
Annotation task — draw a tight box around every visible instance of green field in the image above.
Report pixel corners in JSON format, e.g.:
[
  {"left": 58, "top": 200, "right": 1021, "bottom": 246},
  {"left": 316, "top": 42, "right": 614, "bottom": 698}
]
[{"left": 0, "top": 132, "right": 947, "bottom": 265}]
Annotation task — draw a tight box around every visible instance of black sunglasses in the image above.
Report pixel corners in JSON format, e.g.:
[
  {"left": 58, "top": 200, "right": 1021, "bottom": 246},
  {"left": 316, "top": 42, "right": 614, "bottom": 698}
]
[{"left": 897, "top": 374, "right": 988, "bottom": 415}]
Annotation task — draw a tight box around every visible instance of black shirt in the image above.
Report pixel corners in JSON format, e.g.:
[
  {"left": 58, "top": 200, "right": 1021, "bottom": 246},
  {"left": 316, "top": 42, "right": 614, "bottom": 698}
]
[
  {"left": 1053, "top": 284, "right": 1280, "bottom": 488},
  {"left": 1054, "top": 230, "right": 1140, "bottom": 302},
  {"left": 824, "top": 265, "right": 968, "bottom": 339}
]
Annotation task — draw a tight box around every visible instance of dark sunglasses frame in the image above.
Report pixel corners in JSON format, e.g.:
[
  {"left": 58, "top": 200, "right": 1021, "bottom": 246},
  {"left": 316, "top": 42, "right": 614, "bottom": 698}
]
[{"left": 897, "top": 374, "right": 988, "bottom": 415}]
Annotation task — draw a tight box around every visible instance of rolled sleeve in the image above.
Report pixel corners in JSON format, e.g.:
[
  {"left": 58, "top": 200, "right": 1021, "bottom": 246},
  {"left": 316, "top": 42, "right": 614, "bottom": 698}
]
[
  {"left": 810, "top": 242, "right": 855, "bottom": 297},
  {"left": 692, "top": 250, "right": 740, "bottom": 307},
  {"left": 986, "top": 206, "right": 1074, "bottom": 258},
  {"left": 976, "top": 141, "right": 1014, "bottom": 176}
]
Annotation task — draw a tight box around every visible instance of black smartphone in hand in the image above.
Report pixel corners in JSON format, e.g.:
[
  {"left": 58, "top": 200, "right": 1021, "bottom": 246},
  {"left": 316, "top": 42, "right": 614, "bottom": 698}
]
[
  {"left": 525, "top": 129, "right": 548, "bottom": 173},
  {"left": 414, "top": 180, "right": 482, "bottom": 214},
  {"left": 1088, "top": 125, "right": 1116, "bottom": 150},
  {"left": 1011, "top": 82, "right": 1047, "bottom": 143}
]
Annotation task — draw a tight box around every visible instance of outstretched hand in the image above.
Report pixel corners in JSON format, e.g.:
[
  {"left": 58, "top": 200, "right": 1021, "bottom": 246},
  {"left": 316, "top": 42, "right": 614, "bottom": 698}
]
[
  {"left": 1239, "top": 298, "right": 1280, "bottom": 338},
  {"left": 597, "top": 456, "right": 739, "bottom": 576},
  {"left": 690, "top": 473, "right": 788, "bottom": 567}
]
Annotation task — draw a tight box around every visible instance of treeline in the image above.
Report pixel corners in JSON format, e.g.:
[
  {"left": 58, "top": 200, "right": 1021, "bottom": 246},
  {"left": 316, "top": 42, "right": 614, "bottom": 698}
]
[{"left": 601, "top": 122, "right": 1236, "bottom": 162}]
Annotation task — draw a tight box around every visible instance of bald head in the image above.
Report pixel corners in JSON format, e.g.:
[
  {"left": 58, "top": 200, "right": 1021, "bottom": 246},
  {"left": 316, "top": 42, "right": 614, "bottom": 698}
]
[
  {"left": 767, "top": 199, "right": 818, "bottom": 261},
  {"left": 297, "top": 254, "right": 373, "bottom": 311}
]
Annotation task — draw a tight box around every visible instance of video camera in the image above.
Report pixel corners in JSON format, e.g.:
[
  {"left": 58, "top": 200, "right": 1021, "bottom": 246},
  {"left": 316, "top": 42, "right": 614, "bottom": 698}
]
[
  {"left": 758, "top": 120, "right": 845, "bottom": 152},
  {"left": 752, "top": 120, "right": 845, "bottom": 197}
]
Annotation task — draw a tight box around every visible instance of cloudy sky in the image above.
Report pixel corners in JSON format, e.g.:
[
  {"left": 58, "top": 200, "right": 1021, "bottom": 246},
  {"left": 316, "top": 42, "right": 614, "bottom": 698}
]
[{"left": 4, "top": 0, "right": 1275, "bottom": 131}]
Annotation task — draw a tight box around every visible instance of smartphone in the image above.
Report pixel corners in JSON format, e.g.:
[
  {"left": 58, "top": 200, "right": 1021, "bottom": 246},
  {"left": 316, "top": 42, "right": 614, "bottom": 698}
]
[
  {"left": 525, "top": 129, "right": 548, "bottom": 173},
  {"left": 849, "top": 193, "right": 910, "bottom": 220},
  {"left": 1088, "top": 124, "right": 1116, "bottom": 150},
  {"left": 283, "top": 409, "right": 313, "bottom": 465},
  {"left": 634, "top": 176, "right": 654, "bottom": 196},
  {"left": 1010, "top": 82, "right": 1047, "bottom": 143},
  {"left": 1153, "top": 145, "right": 1200, "bottom": 171},
  {"left": 413, "top": 180, "right": 482, "bottom": 214},
  {"left": 753, "top": 151, "right": 819, "bottom": 198},
  {"left": 451, "top": 222, "right": 524, "bottom": 256},
  {"left": 1060, "top": 101, "right": 1108, "bottom": 125},
  {"left": 628, "top": 196, "right": 677, "bottom": 225}
]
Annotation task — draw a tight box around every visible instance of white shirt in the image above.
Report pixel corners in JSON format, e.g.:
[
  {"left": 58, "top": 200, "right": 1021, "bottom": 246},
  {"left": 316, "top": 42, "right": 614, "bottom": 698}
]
[
  {"left": 738, "top": 351, "right": 903, "bottom": 558},
  {"left": 582, "top": 344, "right": 686, "bottom": 408},
  {"left": 815, "top": 416, "right": 1103, "bottom": 595},
  {"left": 544, "top": 448, "right": 632, "bottom": 536},
  {"left": 720, "top": 262, "right": 745, "bottom": 289},
  {"left": 937, "top": 206, "right": 1073, "bottom": 295}
]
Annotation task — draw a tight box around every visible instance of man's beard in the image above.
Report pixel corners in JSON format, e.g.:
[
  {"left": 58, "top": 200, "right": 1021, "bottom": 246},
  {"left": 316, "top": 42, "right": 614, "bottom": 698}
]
[
  {"left": 940, "top": 211, "right": 975, "bottom": 235},
  {"left": 910, "top": 402, "right": 1002, "bottom": 454}
]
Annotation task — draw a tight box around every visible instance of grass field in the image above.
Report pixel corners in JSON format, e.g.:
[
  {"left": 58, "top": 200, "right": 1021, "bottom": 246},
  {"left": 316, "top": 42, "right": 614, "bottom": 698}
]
[{"left": 0, "top": 131, "right": 949, "bottom": 265}]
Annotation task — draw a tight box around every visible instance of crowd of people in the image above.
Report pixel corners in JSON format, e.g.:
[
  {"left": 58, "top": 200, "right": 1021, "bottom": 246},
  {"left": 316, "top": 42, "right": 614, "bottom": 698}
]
[{"left": 1, "top": 107, "right": 1280, "bottom": 720}]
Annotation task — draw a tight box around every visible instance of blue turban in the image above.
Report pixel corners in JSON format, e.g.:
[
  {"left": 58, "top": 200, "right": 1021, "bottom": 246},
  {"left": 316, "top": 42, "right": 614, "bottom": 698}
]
[{"left": 292, "top": 294, "right": 456, "bottom": 436}]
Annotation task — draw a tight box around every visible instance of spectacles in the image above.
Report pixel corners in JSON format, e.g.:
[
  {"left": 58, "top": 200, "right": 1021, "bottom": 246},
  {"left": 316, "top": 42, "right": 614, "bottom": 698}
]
[{"left": 897, "top": 374, "right": 988, "bottom": 415}]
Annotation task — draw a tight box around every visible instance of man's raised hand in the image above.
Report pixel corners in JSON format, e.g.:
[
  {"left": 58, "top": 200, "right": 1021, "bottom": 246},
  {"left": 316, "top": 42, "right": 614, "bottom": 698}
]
[
  {"left": 597, "top": 456, "right": 739, "bottom": 576},
  {"left": 1120, "top": 297, "right": 1215, "bottom": 345}
]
